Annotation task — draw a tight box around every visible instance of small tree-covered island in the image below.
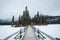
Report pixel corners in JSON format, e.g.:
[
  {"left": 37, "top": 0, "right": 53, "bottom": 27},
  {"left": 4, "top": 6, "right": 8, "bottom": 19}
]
[{"left": 11, "top": 6, "right": 47, "bottom": 27}]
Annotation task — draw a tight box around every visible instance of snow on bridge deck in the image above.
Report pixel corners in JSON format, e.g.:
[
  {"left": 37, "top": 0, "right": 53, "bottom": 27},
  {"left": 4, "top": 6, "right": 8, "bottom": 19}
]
[
  {"left": 23, "top": 26, "right": 37, "bottom": 40},
  {"left": 1, "top": 25, "right": 59, "bottom": 40}
]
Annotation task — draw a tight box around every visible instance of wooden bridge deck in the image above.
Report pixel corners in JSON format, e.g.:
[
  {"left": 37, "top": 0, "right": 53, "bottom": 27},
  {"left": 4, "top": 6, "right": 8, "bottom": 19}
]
[
  {"left": 23, "top": 26, "right": 37, "bottom": 40},
  {"left": 3, "top": 26, "right": 56, "bottom": 40}
]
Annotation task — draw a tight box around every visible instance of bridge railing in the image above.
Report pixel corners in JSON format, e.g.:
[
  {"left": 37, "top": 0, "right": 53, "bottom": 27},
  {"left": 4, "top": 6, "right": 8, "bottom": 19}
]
[
  {"left": 2, "top": 26, "right": 28, "bottom": 40},
  {"left": 1, "top": 26, "right": 59, "bottom": 40},
  {"left": 14, "top": 26, "right": 28, "bottom": 40},
  {"left": 3, "top": 30, "right": 20, "bottom": 40},
  {"left": 31, "top": 26, "right": 56, "bottom": 40}
]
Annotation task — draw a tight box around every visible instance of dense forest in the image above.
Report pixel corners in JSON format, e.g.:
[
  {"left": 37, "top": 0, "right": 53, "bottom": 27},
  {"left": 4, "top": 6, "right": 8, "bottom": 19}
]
[{"left": 0, "top": 7, "right": 60, "bottom": 26}]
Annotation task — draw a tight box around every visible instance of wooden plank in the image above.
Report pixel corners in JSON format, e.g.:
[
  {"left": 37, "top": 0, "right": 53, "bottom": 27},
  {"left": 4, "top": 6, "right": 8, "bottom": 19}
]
[{"left": 23, "top": 26, "right": 37, "bottom": 40}]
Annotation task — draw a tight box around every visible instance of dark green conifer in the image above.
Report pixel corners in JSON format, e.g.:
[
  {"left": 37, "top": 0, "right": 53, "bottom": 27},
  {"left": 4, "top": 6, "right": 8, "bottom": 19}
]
[{"left": 11, "top": 16, "right": 14, "bottom": 26}]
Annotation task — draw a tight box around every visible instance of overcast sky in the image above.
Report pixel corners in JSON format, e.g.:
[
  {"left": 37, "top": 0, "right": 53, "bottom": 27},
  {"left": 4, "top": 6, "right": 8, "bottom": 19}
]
[{"left": 0, "top": 0, "right": 60, "bottom": 19}]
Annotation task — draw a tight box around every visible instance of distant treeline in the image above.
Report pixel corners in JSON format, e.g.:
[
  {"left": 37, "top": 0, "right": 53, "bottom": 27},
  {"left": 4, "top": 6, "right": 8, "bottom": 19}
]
[
  {"left": 11, "top": 6, "right": 48, "bottom": 26},
  {"left": 0, "top": 23, "right": 11, "bottom": 25},
  {"left": 0, "top": 15, "right": 60, "bottom": 25},
  {"left": 0, "top": 6, "right": 60, "bottom": 25},
  {"left": 46, "top": 16, "right": 60, "bottom": 24}
]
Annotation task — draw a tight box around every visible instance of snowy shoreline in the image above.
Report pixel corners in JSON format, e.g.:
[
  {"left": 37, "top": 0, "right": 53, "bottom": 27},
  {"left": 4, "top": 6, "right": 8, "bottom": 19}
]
[{"left": 0, "top": 24, "right": 60, "bottom": 40}]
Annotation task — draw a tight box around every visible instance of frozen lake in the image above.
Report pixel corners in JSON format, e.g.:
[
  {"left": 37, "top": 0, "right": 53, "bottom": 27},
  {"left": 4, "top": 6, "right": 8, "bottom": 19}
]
[
  {"left": 0, "top": 25, "right": 24, "bottom": 40},
  {"left": 0, "top": 24, "right": 60, "bottom": 40},
  {"left": 34, "top": 24, "right": 60, "bottom": 38}
]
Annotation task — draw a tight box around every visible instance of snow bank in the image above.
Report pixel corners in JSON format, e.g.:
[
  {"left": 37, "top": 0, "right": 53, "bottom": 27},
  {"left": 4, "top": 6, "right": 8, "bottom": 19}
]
[
  {"left": 34, "top": 24, "right": 60, "bottom": 38},
  {"left": 0, "top": 25, "right": 24, "bottom": 39}
]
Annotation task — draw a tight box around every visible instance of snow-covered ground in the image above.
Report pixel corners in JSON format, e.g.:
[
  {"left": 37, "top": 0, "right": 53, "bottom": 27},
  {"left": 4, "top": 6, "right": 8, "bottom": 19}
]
[
  {"left": 0, "top": 25, "right": 24, "bottom": 40},
  {"left": 0, "top": 24, "right": 60, "bottom": 40},
  {"left": 34, "top": 24, "right": 60, "bottom": 39}
]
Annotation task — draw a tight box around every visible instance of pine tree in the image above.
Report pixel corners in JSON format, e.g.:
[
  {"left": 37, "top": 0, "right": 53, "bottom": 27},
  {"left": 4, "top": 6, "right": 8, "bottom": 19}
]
[
  {"left": 19, "top": 15, "right": 21, "bottom": 24},
  {"left": 11, "top": 16, "right": 14, "bottom": 26},
  {"left": 21, "top": 6, "right": 31, "bottom": 26}
]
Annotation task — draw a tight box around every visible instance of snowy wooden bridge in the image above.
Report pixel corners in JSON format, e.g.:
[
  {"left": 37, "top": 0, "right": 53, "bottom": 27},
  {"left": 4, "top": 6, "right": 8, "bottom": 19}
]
[{"left": 2, "top": 26, "right": 58, "bottom": 40}]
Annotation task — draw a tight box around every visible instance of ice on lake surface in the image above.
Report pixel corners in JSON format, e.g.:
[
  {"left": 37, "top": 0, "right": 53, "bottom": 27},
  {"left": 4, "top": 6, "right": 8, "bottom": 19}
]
[
  {"left": 0, "top": 25, "right": 24, "bottom": 40},
  {"left": 34, "top": 24, "right": 60, "bottom": 40},
  {"left": 0, "top": 24, "right": 60, "bottom": 40}
]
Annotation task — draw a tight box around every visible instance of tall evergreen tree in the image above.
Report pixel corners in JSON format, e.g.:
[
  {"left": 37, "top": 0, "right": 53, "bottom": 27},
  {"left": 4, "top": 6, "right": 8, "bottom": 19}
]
[
  {"left": 21, "top": 6, "right": 31, "bottom": 26},
  {"left": 19, "top": 15, "right": 21, "bottom": 24},
  {"left": 11, "top": 16, "right": 14, "bottom": 26}
]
